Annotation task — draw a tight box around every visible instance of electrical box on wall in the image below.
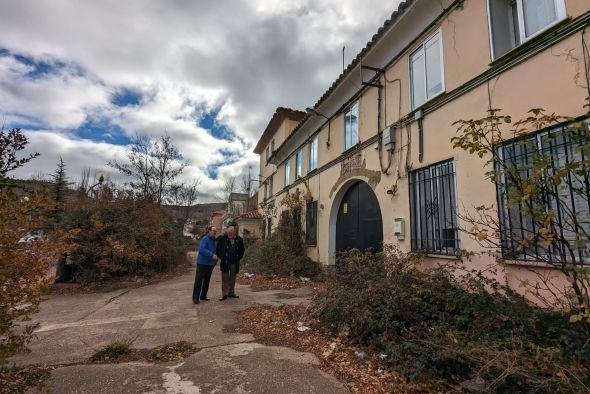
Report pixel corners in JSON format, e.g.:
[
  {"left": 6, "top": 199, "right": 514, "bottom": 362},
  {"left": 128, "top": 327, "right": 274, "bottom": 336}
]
[
  {"left": 381, "top": 125, "right": 396, "bottom": 149},
  {"left": 394, "top": 218, "right": 405, "bottom": 240}
]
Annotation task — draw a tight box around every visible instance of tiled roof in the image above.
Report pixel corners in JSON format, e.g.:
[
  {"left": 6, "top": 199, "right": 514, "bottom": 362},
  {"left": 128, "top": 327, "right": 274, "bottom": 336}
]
[
  {"left": 313, "top": 0, "right": 415, "bottom": 109},
  {"left": 233, "top": 210, "right": 263, "bottom": 220},
  {"left": 253, "top": 107, "right": 306, "bottom": 154}
]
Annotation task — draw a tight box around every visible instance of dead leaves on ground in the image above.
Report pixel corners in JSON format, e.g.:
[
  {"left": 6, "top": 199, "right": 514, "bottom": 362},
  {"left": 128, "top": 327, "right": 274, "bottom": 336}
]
[
  {"left": 232, "top": 305, "right": 438, "bottom": 393},
  {"left": 236, "top": 272, "right": 324, "bottom": 292}
]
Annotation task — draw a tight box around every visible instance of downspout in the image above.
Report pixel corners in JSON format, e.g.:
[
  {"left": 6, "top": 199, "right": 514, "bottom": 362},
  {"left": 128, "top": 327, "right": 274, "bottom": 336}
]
[
  {"left": 418, "top": 116, "right": 424, "bottom": 163},
  {"left": 377, "top": 79, "right": 393, "bottom": 174}
]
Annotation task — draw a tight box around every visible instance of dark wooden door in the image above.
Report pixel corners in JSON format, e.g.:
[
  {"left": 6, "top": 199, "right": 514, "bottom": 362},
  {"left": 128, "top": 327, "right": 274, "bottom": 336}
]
[{"left": 336, "top": 181, "right": 383, "bottom": 254}]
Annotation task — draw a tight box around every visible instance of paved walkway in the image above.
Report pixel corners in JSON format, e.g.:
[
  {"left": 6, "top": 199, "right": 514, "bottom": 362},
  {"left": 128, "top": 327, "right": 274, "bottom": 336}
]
[{"left": 13, "top": 264, "right": 347, "bottom": 393}]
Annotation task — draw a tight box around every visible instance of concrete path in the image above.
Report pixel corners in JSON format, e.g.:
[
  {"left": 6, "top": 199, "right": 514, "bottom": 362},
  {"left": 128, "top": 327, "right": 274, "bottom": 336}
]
[{"left": 13, "top": 265, "right": 347, "bottom": 393}]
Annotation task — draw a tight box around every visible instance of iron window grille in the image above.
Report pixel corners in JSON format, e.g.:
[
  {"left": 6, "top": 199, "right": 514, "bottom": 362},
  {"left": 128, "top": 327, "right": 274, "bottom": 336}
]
[
  {"left": 306, "top": 201, "right": 318, "bottom": 246},
  {"left": 496, "top": 120, "right": 590, "bottom": 263},
  {"left": 409, "top": 159, "right": 459, "bottom": 255}
]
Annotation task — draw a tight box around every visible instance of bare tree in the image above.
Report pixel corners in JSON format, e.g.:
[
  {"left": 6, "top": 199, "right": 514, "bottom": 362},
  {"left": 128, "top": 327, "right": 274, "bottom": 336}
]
[
  {"left": 152, "top": 134, "right": 187, "bottom": 206},
  {"left": 109, "top": 134, "right": 153, "bottom": 198},
  {"left": 218, "top": 175, "right": 236, "bottom": 204},
  {"left": 109, "top": 133, "right": 188, "bottom": 206},
  {"left": 167, "top": 178, "right": 201, "bottom": 219}
]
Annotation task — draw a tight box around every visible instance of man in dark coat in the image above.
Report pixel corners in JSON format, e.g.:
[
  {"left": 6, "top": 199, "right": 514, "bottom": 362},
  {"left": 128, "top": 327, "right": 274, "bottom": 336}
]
[{"left": 216, "top": 226, "right": 245, "bottom": 301}]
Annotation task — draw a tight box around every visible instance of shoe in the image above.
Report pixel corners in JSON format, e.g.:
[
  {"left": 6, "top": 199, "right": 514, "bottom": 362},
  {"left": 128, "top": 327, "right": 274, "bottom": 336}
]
[
  {"left": 193, "top": 299, "right": 200, "bottom": 304},
  {"left": 219, "top": 296, "right": 228, "bottom": 301},
  {"left": 229, "top": 294, "right": 239, "bottom": 298},
  {"left": 200, "top": 298, "right": 211, "bottom": 301}
]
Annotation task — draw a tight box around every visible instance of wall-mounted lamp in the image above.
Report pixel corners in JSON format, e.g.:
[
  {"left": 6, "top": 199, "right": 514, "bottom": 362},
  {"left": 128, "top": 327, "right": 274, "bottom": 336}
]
[
  {"left": 386, "top": 184, "right": 398, "bottom": 197},
  {"left": 306, "top": 107, "right": 331, "bottom": 148}
]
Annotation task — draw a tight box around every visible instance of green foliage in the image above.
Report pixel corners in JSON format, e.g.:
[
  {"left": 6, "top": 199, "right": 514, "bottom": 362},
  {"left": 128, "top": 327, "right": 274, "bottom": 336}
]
[
  {"left": 62, "top": 187, "right": 185, "bottom": 283},
  {"left": 242, "top": 209, "right": 322, "bottom": 279},
  {"left": 90, "top": 339, "right": 133, "bottom": 362},
  {"left": 315, "top": 246, "right": 590, "bottom": 392}
]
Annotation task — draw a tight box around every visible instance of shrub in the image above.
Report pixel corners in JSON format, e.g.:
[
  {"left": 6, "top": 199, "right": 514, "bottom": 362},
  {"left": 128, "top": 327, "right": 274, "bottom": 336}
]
[
  {"left": 62, "top": 187, "right": 185, "bottom": 283},
  {"left": 242, "top": 209, "right": 322, "bottom": 279},
  {"left": 0, "top": 187, "right": 68, "bottom": 365},
  {"left": 314, "top": 245, "right": 590, "bottom": 392}
]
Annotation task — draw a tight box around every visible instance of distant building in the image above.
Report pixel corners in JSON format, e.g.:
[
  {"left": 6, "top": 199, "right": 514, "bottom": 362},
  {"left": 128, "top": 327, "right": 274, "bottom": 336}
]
[{"left": 233, "top": 210, "right": 263, "bottom": 239}]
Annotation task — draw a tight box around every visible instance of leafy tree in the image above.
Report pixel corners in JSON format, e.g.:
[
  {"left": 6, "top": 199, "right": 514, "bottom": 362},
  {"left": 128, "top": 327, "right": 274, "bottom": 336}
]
[
  {"left": 50, "top": 157, "right": 72, "bottom": 225},
  {"left": 0, "top": 189, "right": 67, "bottom": 364},
  {"left": 452, "top": 107, "right": 590, "bottom": 321},
  {"left": 0, "top": 128, "right": 39, "bottom": 181},
  {"left": 0, "top": 135, "right": 67, "bottom": 365}
]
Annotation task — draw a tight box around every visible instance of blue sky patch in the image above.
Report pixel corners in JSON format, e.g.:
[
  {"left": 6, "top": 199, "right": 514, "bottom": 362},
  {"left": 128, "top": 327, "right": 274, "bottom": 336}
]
[
  {"left": 199, "top": 107, "right": 235, "bottom": 141},
  {"left": 74, "top": 119, "right": 131, "bottom": 145},
  {"left": 112, "top": 87, "right": 142, "bottom": 107},
  {"left": 206, "top": 148, "right": 242, "bottom": 179},
  {"left": 1, "top": 48, "right": 85, "bottom": 79}
]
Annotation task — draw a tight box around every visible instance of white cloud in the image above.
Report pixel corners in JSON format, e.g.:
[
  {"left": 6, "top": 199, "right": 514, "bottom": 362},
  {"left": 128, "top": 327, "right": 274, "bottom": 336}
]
[{"left": 0, "top": 0, "right": 400, "bottom": 201}]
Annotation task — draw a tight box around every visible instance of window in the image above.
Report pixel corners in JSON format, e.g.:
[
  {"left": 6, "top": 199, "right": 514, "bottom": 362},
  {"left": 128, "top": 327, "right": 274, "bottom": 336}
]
[
  {"left": 265, "top": 146, "right": 270, "bottom": 163},
  {"left": 309, "top": 136, "right": 318, "bottom": 171},
  {"left": 306, "top": 201, "right": 318, "bottom": 245},
  {"left": 344, "top": 101, "right": 359, "bottom": 150},
  {"left": 488, "top": 0, "right": 567, "bottom": 59},
  {"left": 410, "top": 30, "right": 444, "bottom": 109},
  {"left": 284, "top": 159, "right": 291, "bottom": 186},
  {"left": 296, "top": 149, "right": 303, "bottom": 179},
  {"left": 496, "top": 122, "right": 590, "bottom": 263},
  {"left": 409, "top": 160, "right": 458, "bottom": 255},
  {"left": 271, "top": 139, "right": 275, "bottom": 152},
  {"left": 263, "top": 181, "right": 269, "bottom": 200}
]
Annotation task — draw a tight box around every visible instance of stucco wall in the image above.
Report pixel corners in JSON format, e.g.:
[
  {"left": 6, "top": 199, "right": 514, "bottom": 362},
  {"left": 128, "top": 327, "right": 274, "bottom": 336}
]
[{"left": 258, "top": 0, "right": 589, "bottom": 299}]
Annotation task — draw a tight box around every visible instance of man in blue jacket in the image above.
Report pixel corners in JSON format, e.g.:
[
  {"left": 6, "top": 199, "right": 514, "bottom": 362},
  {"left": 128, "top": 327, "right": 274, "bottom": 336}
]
[{"left": 193, "top": 226, "right": 218, "bottom": 304}]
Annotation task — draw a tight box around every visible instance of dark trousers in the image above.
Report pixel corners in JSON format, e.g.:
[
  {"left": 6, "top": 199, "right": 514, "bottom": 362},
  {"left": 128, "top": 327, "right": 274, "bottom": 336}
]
[
  {"left": 221, "top": 264, "right": 238, "bottom": 297},
  {"left": 193, "top": 264, "right": 214, "bottom": 301}
]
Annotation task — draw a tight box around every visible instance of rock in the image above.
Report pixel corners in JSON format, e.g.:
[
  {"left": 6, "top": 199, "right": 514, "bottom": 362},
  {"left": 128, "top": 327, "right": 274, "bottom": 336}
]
[
  {"left": 296, "top": 322, "right": 310, "bottom": 332},
  {"left": 460, "top": 376, "right": 488, "bottom": 393},
  {"left": 379, "top": 353, "right": 387, "bottom": 360},
  {"left": 322, "top": 342, "right": 338, "bottom": 357},
  {"left": 299, "top": 276, "right": 311, "bottom": 282},
  {"left": 244, "top": 272, "right": 254, "bottom": 278},
  {"left": 354, "top": 351, "right": 367, "bottom": 361}
]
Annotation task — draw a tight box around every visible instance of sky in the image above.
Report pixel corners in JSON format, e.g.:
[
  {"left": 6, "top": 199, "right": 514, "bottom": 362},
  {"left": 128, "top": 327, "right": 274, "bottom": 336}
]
[{"left": 0, "top": 0, "right": 399, "bottom": 202}]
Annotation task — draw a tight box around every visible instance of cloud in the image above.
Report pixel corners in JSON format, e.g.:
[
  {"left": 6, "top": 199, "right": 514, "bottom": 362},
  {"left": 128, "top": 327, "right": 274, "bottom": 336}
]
[{"left": 0, "top": 0, "right": 399, "bottom": 201}]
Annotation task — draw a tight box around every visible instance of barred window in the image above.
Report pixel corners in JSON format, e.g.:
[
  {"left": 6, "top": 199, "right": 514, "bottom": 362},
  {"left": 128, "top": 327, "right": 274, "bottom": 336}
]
[
  {"left": 306, "top": 201, "right": 317, "bottom": 246},
  {"left": 409, "top": 160, "right": 459, "bottom": 255},
  {"left": 496, "top": 123, "right": 590, "bottom": 263}
]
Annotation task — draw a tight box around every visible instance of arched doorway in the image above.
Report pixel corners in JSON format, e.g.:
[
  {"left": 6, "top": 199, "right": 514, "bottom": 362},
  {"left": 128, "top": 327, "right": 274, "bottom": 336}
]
[{"left": 335, "top": 181, "right": 383, "bottom": 254}]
